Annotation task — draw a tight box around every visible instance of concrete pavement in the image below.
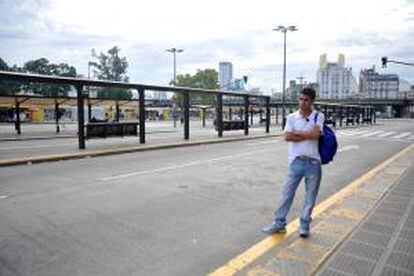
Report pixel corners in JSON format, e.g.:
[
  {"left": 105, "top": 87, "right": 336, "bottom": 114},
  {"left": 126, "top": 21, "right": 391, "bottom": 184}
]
[{"left": 0, "top": 119, "right": 413, "bottom": 275}]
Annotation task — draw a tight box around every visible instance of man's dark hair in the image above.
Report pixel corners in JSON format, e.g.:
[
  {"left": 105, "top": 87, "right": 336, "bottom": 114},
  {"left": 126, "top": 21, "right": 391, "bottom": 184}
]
[{"left": 300, "top": 87, "right": 316, "bottom": 101}]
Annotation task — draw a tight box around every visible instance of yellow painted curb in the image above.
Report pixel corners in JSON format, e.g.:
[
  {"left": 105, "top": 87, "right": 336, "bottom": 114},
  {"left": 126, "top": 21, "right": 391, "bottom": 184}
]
[{"left": 208, "top": 142, "right": 414, "bottom": 275}]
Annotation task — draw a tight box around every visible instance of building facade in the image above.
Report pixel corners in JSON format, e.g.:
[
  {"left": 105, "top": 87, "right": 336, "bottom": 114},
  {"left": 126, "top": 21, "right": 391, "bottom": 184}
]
[
  {"left": 219, "top": 62, "right": 233, "bottom": 90},
  {"left": 317, "top": 54, "right": 356, "bottom": 99},
  {"left": 359, "top": 67, "right": 399, "bottom": 99}
]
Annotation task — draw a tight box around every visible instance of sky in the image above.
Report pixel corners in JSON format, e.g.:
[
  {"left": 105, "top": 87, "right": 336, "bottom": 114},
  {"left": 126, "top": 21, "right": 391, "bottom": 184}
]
[{"left": 1, "top": 0, "right": 413, "bottom": 95}]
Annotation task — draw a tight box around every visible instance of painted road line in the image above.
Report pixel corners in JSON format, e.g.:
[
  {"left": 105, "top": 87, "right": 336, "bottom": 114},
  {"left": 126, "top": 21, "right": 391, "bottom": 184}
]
[
  {"left": 377, "top": 131, "right": 396, "bottom": 138},
  {"left": 392, "top": 132, "right": 411, "bottom": 139},
  {"left": 359, "top": 130, "right": 385, "bottom": 137},
  {"left": 0, "top": 195, "right": 8, "bottom": 199},
  {"left": 100, "top": 149, "right": 270, "bottom": 181},
  {"left": 342, "top": 130, "right": 370, "bottom": 135},
  {"left": 208, "top": 142, "right": 414, "bottom": 276},
  {"left": 337, "top": 145, "right": 360, "bottom": 153},
  {"left": 247, "top": 140, "right": 279, "bottom": 146}
]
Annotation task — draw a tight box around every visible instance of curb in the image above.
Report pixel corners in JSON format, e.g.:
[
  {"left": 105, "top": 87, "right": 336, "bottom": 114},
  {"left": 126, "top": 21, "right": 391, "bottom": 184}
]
[{"left": 0, "top": 133, "right": 283, "bottom": 167}]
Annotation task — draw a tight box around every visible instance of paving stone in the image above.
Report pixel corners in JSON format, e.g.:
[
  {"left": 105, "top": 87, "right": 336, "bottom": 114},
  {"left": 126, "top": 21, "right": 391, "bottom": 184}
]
[
  {"left": 327, "top": 253, "right": 376, "bottom": 275},
  {"left": 386, "top": 252, "right": 414, "bottom": 272},
  {"left": 338, "top": 240, "right": 384, "bottom": 261}
]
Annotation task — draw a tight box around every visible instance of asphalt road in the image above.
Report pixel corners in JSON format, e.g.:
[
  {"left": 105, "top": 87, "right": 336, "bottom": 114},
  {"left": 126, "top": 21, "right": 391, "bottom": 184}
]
[{"left": 0, "top": 119, "right": 413, "bottom": 275}]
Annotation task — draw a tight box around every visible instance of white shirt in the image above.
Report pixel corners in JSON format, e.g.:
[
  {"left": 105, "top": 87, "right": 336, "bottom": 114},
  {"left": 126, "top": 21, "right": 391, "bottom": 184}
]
[{"left": 284, "top": 109, "right": 325, "bottom": 164}]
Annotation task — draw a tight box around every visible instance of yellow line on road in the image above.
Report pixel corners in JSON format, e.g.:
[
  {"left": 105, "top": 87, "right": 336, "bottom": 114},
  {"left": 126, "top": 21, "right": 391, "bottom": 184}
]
[{"left": 208, "top": 142, "right": 414, "bottom": 276}]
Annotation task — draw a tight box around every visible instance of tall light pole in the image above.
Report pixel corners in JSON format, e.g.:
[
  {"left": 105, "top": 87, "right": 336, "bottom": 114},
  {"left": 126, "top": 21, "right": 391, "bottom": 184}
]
[
  {"left": 273, "top": 25, "right": 297, "bottom": 129},
  {"left": 166, "top": 48, "right": 184, "bottom": 127},
  {"left": 296, "top": 75, "right": 305, "bottom": 99}
]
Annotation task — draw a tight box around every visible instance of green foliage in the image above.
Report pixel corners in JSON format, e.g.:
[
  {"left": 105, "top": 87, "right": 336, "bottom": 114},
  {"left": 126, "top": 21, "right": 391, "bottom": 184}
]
[
  {"left": 0, "top": 57, "right": 24, "bottom": 95},
  {"left": 174, "top": 69, "right": 219, "bottom": 103},
  {"left": 175, "top": 69, "right": 219, "bottom": 90},
  {"left": 23, "top": 58, "right": 77, "bottom": 97},
  {"left": 91, "top": 46, "right": 132, "bottom": 100}
]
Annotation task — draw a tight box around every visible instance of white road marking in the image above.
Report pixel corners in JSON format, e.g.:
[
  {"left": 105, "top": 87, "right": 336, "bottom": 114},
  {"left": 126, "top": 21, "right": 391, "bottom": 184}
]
[
  {"left": 338, "top": 145, "right": 360, "bottom": 153},
  {"left": 247, "top": 140, "right": 279, "bottom": 146},
  {"left": 391, "top": 132, "right": 411, "bottom": 139},
  {"left": 0, "top": 195, "right": 8, "bottom": 199},
  {"left": 360, "top": 131, "right": 385, "bottom": 137},
  {"left": 339, "top": 130, "right": 369, "bottom": 136},
  {"left": 377, "top": 131, "right": 396, "bottom": 138},
  {"left": 100, "top": 149, "right": 269, "bottom": 181}
]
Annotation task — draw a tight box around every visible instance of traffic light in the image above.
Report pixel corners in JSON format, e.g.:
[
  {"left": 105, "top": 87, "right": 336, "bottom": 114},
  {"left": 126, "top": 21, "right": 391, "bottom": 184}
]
[{"left": 381, "top": 57, "right": 388, "bottom": 68}]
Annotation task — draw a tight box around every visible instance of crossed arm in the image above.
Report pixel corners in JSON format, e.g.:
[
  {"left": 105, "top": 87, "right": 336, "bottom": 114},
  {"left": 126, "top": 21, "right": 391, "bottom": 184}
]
[{"left": 285, "top": 125, "right": 321, "bottom": 142}]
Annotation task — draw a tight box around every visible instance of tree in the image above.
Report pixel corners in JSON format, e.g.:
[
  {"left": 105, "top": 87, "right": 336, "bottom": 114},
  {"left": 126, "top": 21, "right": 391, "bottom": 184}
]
[
  {"left": 174, "top": 69, "right": 219, "bottom": 102},
  {"left": 90, "top": 46, "right": 132, "bottom": 100},
  {"left": 0, "top": 57, "right": 23, "bottom": 95},
  {"left": 23, "top": 58, "right": 77, "bottom": 97}
]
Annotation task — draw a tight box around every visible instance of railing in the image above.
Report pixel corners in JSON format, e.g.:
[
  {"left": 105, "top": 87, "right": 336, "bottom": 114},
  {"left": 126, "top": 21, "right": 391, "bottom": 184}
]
[
  {"left": 0, "top": 70, "right": 383, "bottom": 149},
  {"left": 0, "top": 70, "right": 271, "bottom": 149}
]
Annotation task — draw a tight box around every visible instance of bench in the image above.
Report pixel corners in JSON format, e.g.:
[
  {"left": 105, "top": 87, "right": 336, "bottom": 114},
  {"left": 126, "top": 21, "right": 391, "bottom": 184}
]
[
  {"left": 86, "top": 122, "right": 138, "bottom": 138},
  {"left": 214, "top": 120, "right": 246, "bottom": 131}
]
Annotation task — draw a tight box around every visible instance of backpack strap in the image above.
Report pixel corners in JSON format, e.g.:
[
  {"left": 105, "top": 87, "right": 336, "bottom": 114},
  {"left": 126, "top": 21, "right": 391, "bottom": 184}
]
[{"left": 314, "top": 111, "right": 319, "bottom": 124}]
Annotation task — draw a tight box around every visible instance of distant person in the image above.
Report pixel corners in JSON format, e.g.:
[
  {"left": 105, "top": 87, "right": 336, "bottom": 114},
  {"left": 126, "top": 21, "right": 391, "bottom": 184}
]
[
  {"left": 262, "top": 87, "right": 325, "bottom": 238},
  {"left": 105, "top": 113, "right": 109, "bottom": 122}
]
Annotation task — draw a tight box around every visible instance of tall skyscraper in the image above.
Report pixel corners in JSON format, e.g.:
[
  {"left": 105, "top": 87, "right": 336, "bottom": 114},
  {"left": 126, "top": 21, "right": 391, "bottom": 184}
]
[
  {"left": 219, "top": 62, "right": 233, "bottom": 90},
  {"left": 317, "top": 54, "right": 356, "bottom": 99}
]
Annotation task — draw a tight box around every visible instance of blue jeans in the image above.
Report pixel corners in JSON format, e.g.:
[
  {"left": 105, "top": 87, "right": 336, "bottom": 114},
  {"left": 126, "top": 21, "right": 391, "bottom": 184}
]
[{"left": 274, "top": 156, "right": 322, "bottom": 229}]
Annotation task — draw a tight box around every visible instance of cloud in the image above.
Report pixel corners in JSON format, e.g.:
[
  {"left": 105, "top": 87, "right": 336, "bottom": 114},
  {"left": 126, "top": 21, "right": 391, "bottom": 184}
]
[{"left": 1, "top": 0, "right": 413, "bottom": 93}]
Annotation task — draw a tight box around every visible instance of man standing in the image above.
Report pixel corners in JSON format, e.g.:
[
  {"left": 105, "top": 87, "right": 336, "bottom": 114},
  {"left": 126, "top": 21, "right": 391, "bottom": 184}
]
[{"left": 262, "top": 87, "right": 324, "bottom": 238}]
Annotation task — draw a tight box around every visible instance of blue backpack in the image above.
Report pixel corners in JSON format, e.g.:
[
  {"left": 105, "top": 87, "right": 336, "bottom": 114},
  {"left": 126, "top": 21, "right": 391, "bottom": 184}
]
[{"left": 315, "top": 112, "right": 337, "bottom": 165}]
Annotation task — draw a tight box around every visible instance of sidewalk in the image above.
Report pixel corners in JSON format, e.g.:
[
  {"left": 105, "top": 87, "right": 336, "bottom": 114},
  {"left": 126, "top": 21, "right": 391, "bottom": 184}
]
[
  {"left": 0, "top": 128, "right": 283, "bottom": 167},
  {"left": 316, "top": 150, "right": 414, "bottom": 275},
  {"left": 209, "top": 143, "right": 414, "bottom": 276}
]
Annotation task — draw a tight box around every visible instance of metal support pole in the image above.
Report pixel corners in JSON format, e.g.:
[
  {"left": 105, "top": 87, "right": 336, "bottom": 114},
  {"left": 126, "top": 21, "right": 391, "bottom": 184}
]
[
  {"left": 244, "top": 96, "right": 249, "bottom": 135},
  {"left": 282, "top": 31, "right": 287, "bottom": 130},
  {"left": 55, "top": 102, "right": 60, "bottom": 133},
  {"left": 352, "top": 107, "right": 355, "bottom": 125},
  {"left": 138, "top": 87, "right": 146, "bottom": 144},
  {"left": 339, "top": 106, "right": 343, "bottom": 127},
  {"left": 76, "top": 85, "right": 85, "bottom": 149},
  {"left": 115, "top": 101, "right": 120, "bottom": 122},
  {"left": 276, "top": 106, "right": 279, "bottom": 125},
  {"left": 229, "top": 107, "right": 233, "bottom": 120},
  {"left": 216, "top": 94, "right": 223, "bottom": 137},
  {"left": 88, "top": 102, "right": 92, "bottom": 122},
  {"left": 250, "top": 108, "right": 254, "bottom": 126},
  {"left": 15, "top": 101, "right": 21, "bottom": 135},
  {"left": 183, "top": 91, "right": 190, "bottom": 140},
  {"left": 364, "top": 107, "right": 367, "bottom": 123},
  {"left": 373, "top": 107, "right": 376, "bottom": 123},
  {"left": 266, "top": 97, "right": 270, "bottom": 133},
  {"left": 357, "top": 107, "right": 360, "bottom": 125},
  {"left": 202, "top": 108, "right": 206, "bottom": 127},
  {"left": 346, "top": 107, "right": 350, "bottom": 126}
]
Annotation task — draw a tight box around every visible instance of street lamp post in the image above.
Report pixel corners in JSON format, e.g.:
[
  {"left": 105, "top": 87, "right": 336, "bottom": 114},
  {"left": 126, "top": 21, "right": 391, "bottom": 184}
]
[
  {"left": 166, "top": 48, "right": 184, "bottom": 127},
  {"left": 273, "top": 25, "right": 297, "bottom": 129}
]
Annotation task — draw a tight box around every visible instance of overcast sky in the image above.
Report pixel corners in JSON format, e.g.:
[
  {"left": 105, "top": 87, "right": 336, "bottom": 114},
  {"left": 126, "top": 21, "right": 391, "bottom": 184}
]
[{"left": 1, "top": 0, "right": 413, "bottom": 94}]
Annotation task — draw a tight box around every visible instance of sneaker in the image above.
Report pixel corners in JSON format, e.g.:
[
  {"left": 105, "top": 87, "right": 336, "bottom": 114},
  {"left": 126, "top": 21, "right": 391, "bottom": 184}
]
[
  {"left": 299, "top": 227, "right": 309, "bottom": 238},
  {"left": 262, "top": 221, "right": 287, "bottom": 234}
]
